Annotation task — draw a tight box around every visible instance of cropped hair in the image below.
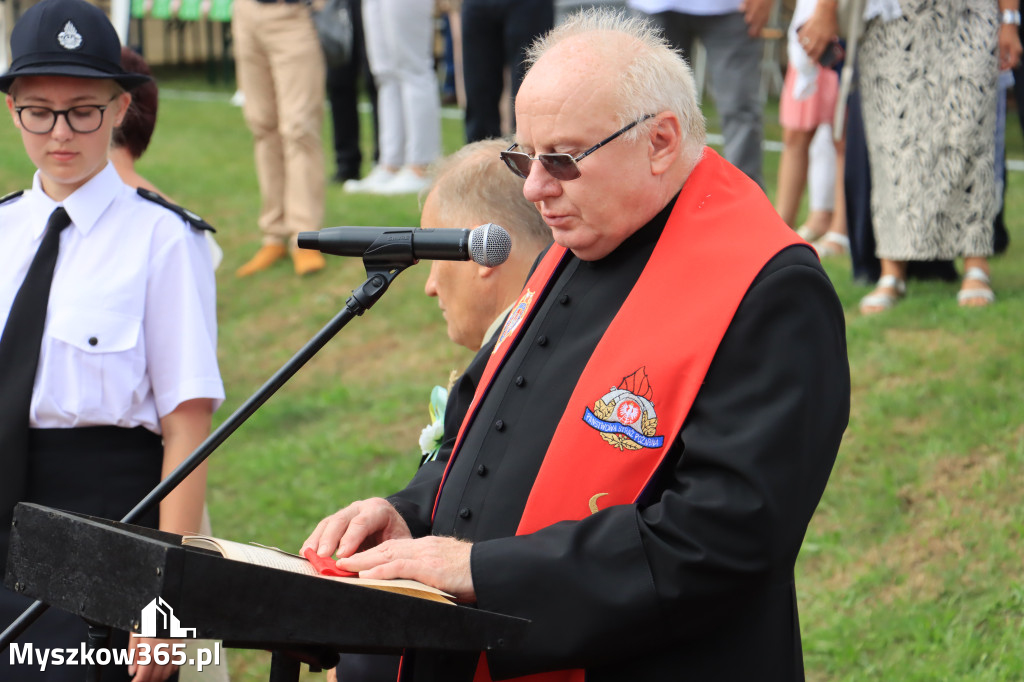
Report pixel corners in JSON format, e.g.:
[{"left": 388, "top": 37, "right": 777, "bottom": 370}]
[
  {"left": 111, "top": 46, "right": 158, "bottom": 160},
  {"left": 525, "top": 8, "right": 706, "bottom": 160},
  {"left": 424, "top": 139, "right": 552, "bottom": 254}
]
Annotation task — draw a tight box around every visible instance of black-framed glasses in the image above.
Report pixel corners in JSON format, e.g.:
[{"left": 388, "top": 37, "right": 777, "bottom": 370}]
[
  {"left": 13, "top": 96, "right": 118, "bottom": 135},
  {"left": 501, "top": 114, "right": 656, "bottom": 181}
]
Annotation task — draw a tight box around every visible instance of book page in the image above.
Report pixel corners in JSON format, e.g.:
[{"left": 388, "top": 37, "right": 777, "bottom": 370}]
[
  {"left": 182, "top": 535, "right": 453, "bottom": 604},
  {"left": 183, "top": 536, "right": 320, "bottom": 576}
]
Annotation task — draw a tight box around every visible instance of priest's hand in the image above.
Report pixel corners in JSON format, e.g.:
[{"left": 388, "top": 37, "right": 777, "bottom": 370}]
[
  {"left": 336, "top": 536, "right": 476, "bottom": 602},
  {"left": 302, "top": 497, "right": 412, "bottom": 559}
]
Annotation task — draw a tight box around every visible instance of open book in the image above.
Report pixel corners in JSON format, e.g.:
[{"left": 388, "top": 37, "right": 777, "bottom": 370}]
[{"left": 181, "top": 535, "right": 453, "bottom": 604}]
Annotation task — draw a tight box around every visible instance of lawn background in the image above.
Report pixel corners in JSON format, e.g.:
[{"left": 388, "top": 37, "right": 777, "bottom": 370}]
[{"left": 0, "top": 68, "right": 1021, "bottom": 680}]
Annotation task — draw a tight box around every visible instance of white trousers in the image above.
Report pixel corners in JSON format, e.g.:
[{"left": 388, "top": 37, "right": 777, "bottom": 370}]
[
  {"left": 362, "top": 0, "right": 442, "bottom": 167},
  {"left": 808, "top": 124, "right": 836, "bottom": 212}
]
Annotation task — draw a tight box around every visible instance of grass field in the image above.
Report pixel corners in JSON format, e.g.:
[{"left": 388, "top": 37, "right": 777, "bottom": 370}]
[{"left": 1, "top": 68, "right": 1022, "bottom": 680}]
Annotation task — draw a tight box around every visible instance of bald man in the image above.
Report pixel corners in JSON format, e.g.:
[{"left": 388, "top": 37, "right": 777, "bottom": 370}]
[{"left": 307, "top": 10, "right": 848, "bottom": 681}]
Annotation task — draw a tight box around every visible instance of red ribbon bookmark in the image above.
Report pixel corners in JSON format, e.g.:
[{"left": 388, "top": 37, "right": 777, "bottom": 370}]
[{"left": 303, "top": 547, "right": 358, "bottom": 577}]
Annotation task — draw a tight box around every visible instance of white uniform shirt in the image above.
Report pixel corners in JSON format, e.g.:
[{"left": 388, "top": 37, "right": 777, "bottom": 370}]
[
  {"left": 627, "top": 0, "right": 743, "bottom": 15},
  {"left": 0, "top": 163, "right": 225, "bottom": 434}
]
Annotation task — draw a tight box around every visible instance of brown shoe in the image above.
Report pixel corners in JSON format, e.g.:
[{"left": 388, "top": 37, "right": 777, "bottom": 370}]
[
  {"left": 236, "top": 244, "right": 288, "bottom": 278},
  {"left": 292, "top": 248, "right": 326, "bottom": 276}
]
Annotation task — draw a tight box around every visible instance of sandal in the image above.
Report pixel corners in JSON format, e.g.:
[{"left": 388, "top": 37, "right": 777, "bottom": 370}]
[
  {"left": 859, "top": 274, "right": 906, "bottom": 315},
  {"left": 813, "top": 232, "right": 850, "bottom": 258},
  {"left": 957, "top": 267, "right": 995, "bottom": 307},
  {"left": 797, "top": 224, "right": 827, "bottom": 242}
]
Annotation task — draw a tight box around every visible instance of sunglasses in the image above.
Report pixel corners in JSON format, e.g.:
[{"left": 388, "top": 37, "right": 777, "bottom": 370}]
[{"left": 501, "top": 114, "right": 656, "bottom": 181}]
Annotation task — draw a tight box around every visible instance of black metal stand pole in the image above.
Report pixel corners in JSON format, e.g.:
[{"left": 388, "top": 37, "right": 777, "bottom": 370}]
[
  {"left": 84, "top": 623, "right": 111, "bottom": 682},
  {"left": 1, "top": 253, "right": 412, "bottom": 653},
  {"left": 269, "top": 651, "right": 302, "bottom": 682}
]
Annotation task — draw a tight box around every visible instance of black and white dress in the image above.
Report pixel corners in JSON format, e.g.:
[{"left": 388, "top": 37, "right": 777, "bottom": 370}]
[{"left": 859, "top": 0, "right": 999, "bottom": 261}]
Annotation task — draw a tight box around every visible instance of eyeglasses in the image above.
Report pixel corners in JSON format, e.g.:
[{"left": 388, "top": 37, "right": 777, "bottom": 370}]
[
  {"left": 13, "top": 96, "right": 118, "bottom": 135},
  {"left": 501, "top": 114, "right": 656, "bottom": 181}
]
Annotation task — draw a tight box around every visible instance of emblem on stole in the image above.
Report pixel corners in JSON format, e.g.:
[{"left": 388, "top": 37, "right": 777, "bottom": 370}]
[
  {"left": 493, "top": 288, "right": 535, "bottom": 354},
  {"left": 583, "top": 367, "right": 665, "bottom": 451}
]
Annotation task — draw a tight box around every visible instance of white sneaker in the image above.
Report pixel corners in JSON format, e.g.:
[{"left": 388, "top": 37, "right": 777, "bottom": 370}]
[
  {"left": 376, "top": 167, "right": 431, "bottom": 195},
  {"left": 343, "top": 166, "right": 396, "bottom": 194}
]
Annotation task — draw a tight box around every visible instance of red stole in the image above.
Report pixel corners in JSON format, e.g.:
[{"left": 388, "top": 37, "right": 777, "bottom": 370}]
[{"left": 433, "top": 149, "right": 806, "bottom": 682}]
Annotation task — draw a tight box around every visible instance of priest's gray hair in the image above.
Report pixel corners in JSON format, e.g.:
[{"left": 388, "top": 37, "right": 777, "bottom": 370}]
[{"left": 525, "top": 8, "right": 706, "bottom": 161}]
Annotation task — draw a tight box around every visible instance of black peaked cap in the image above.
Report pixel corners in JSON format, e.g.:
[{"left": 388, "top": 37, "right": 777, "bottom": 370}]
[{"left": 0, "top": 0, "right": 150, "bottom": 93}]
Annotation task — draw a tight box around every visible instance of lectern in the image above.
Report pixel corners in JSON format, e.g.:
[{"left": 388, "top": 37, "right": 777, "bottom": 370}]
[{"left": 5, "top": 503, "right": 529, "bottom": 680}]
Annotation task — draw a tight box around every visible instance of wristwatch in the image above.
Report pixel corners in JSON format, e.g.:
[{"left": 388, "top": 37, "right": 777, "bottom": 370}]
[{"left": 1002, "top": 8, "right": 1022, "bottom": 25}]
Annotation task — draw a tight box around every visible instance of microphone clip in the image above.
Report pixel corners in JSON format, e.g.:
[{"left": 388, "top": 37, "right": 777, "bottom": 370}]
[
  {"left": 346, "top": 234, "right": 416, "bottom": 316},
  {"left": 361, "top": 230, "right": 420, "bottom": 270}
]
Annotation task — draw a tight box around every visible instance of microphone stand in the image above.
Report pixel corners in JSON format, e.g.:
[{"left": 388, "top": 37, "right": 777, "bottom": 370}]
[{"left": 1, "top": 237, "right": 420, "bottom": 671}]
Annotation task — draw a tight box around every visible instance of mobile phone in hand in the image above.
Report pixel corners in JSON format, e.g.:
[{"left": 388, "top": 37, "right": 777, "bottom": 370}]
[{"left": 819, "top": 39, "right": 845, "bottom": 68}]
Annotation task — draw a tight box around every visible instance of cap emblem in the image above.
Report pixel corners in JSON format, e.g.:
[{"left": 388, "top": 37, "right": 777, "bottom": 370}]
[{"left": 57, "top": 21, "right": 83, "bottom": 50}]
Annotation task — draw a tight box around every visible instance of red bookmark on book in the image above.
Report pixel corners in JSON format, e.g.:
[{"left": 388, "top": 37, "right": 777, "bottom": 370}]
[{"left": 303, "top": 547, "right": 358, "bottom": 577}]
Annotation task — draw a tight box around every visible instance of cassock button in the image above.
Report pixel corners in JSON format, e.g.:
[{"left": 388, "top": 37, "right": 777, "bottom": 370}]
[
  {"left": 477, "top": 464, "right": 488, "bottom": 477},
  {"left": 88, "top": 337, "right": 98, "bottom": 346},
  {"left": 559, "top": 294, "right": 571, "bottom": 305},
  {"left": 537, "top": 335, "right": 548, "bottom": 347},
  {"left": 459, "top": 507, "right": 472, "bottom": 519},
  {"left": 494, "top": 419, "right": 505, "bottom": 432},
  {"left": 514, "top": 376, "right": 526, "bottom": 387}
]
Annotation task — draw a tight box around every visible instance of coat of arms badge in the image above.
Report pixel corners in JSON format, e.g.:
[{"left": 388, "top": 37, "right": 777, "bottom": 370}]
[{"left": 583, "top": 367, "right": 665, "bottom": 451}]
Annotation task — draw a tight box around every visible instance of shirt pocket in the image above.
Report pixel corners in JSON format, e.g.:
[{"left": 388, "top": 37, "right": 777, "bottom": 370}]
[{"left": 47, "top": 308, "right": 145, "bottom": 422}]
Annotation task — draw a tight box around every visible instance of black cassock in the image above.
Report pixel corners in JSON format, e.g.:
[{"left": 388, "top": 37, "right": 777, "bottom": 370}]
[{"left": 390, "top": 198, "right": 850, "bottom": 682}]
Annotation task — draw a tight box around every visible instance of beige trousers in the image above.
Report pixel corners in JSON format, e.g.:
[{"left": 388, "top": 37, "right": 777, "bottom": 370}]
[{"left": 233, "top": 0, "right": 326, "bottom": 243}]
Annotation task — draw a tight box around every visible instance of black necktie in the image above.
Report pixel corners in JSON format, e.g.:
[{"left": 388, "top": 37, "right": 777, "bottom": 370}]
[{"left": 0, "top": 206, "right": 72, "bottom": 533}]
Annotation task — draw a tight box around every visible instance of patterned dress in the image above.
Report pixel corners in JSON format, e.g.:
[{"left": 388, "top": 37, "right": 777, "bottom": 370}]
[{"left": 859, "top": 0, "right": 999, "bottom": 260}]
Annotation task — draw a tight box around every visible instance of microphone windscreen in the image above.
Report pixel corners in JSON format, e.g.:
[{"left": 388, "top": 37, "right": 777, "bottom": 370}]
[{"left": 469, "top": 224, "right": 512, "bottom": 267}]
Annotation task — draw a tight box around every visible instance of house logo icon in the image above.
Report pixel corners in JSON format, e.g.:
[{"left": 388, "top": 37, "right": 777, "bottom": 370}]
[{"left": 134, "top": 597, "right": 197, "bottom": 638}]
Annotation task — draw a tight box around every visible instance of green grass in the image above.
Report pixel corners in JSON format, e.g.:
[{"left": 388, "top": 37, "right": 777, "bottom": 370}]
[{"left": 1, "top": 67, "right": 1022, "bottom": 681}]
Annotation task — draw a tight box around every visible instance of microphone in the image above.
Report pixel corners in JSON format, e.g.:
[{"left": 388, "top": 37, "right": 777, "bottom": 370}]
[{"left": 297, "top": 224, "right": 512, "bottom": 267}]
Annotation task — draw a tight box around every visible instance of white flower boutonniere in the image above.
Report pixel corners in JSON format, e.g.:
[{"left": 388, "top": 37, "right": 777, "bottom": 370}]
[{"left": 418, "top": 384, "right": 449, "bottom": 461}]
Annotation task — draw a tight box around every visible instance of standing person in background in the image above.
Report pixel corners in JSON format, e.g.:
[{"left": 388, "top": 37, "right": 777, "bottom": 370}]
[
  {"left": 342, "top": 0, "right": 440, "bottom": 195},
  {"left": 800, "top": 0, "right": 1022, "bottom": 313},
  {"left": 0, "top": 0, "right": 224, "bottom": 679},
  {"left": 459, "top": 0, "right": 554, "bottom": 143},
  {"left": 110, "top": 46, "right": 225, "bottom": 271},
  {"left": 627, "top": 0, "right": 775, "bottom": 188},
  {"left": 437, "top": 0, "right": 465, "bottom": 107},
  {"left": 107, "top": 49, "right": 231, "bottom": 682},
  {"left": 233, "top": 0, "right": 327, "bottom": 277},
  {"left": 326, "top": 0, "right": 379, "bottom": 185},
  {"left": 1015, "top": 19, "right": 1024, "bottom": 139},
  {"left": 775, "top": 0, "right": 847, "bottom": 257},
  {"left": 992, "top": 68, "right": 1012, "bottom": 254}
]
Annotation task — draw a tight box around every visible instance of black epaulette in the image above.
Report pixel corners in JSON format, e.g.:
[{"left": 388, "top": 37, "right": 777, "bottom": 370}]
[
  {"left": 136, "top": 187, "right": 216, "bottom": 233},
  {"left": 0, "top": 190, "right": 25, "bottom": 206}
]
